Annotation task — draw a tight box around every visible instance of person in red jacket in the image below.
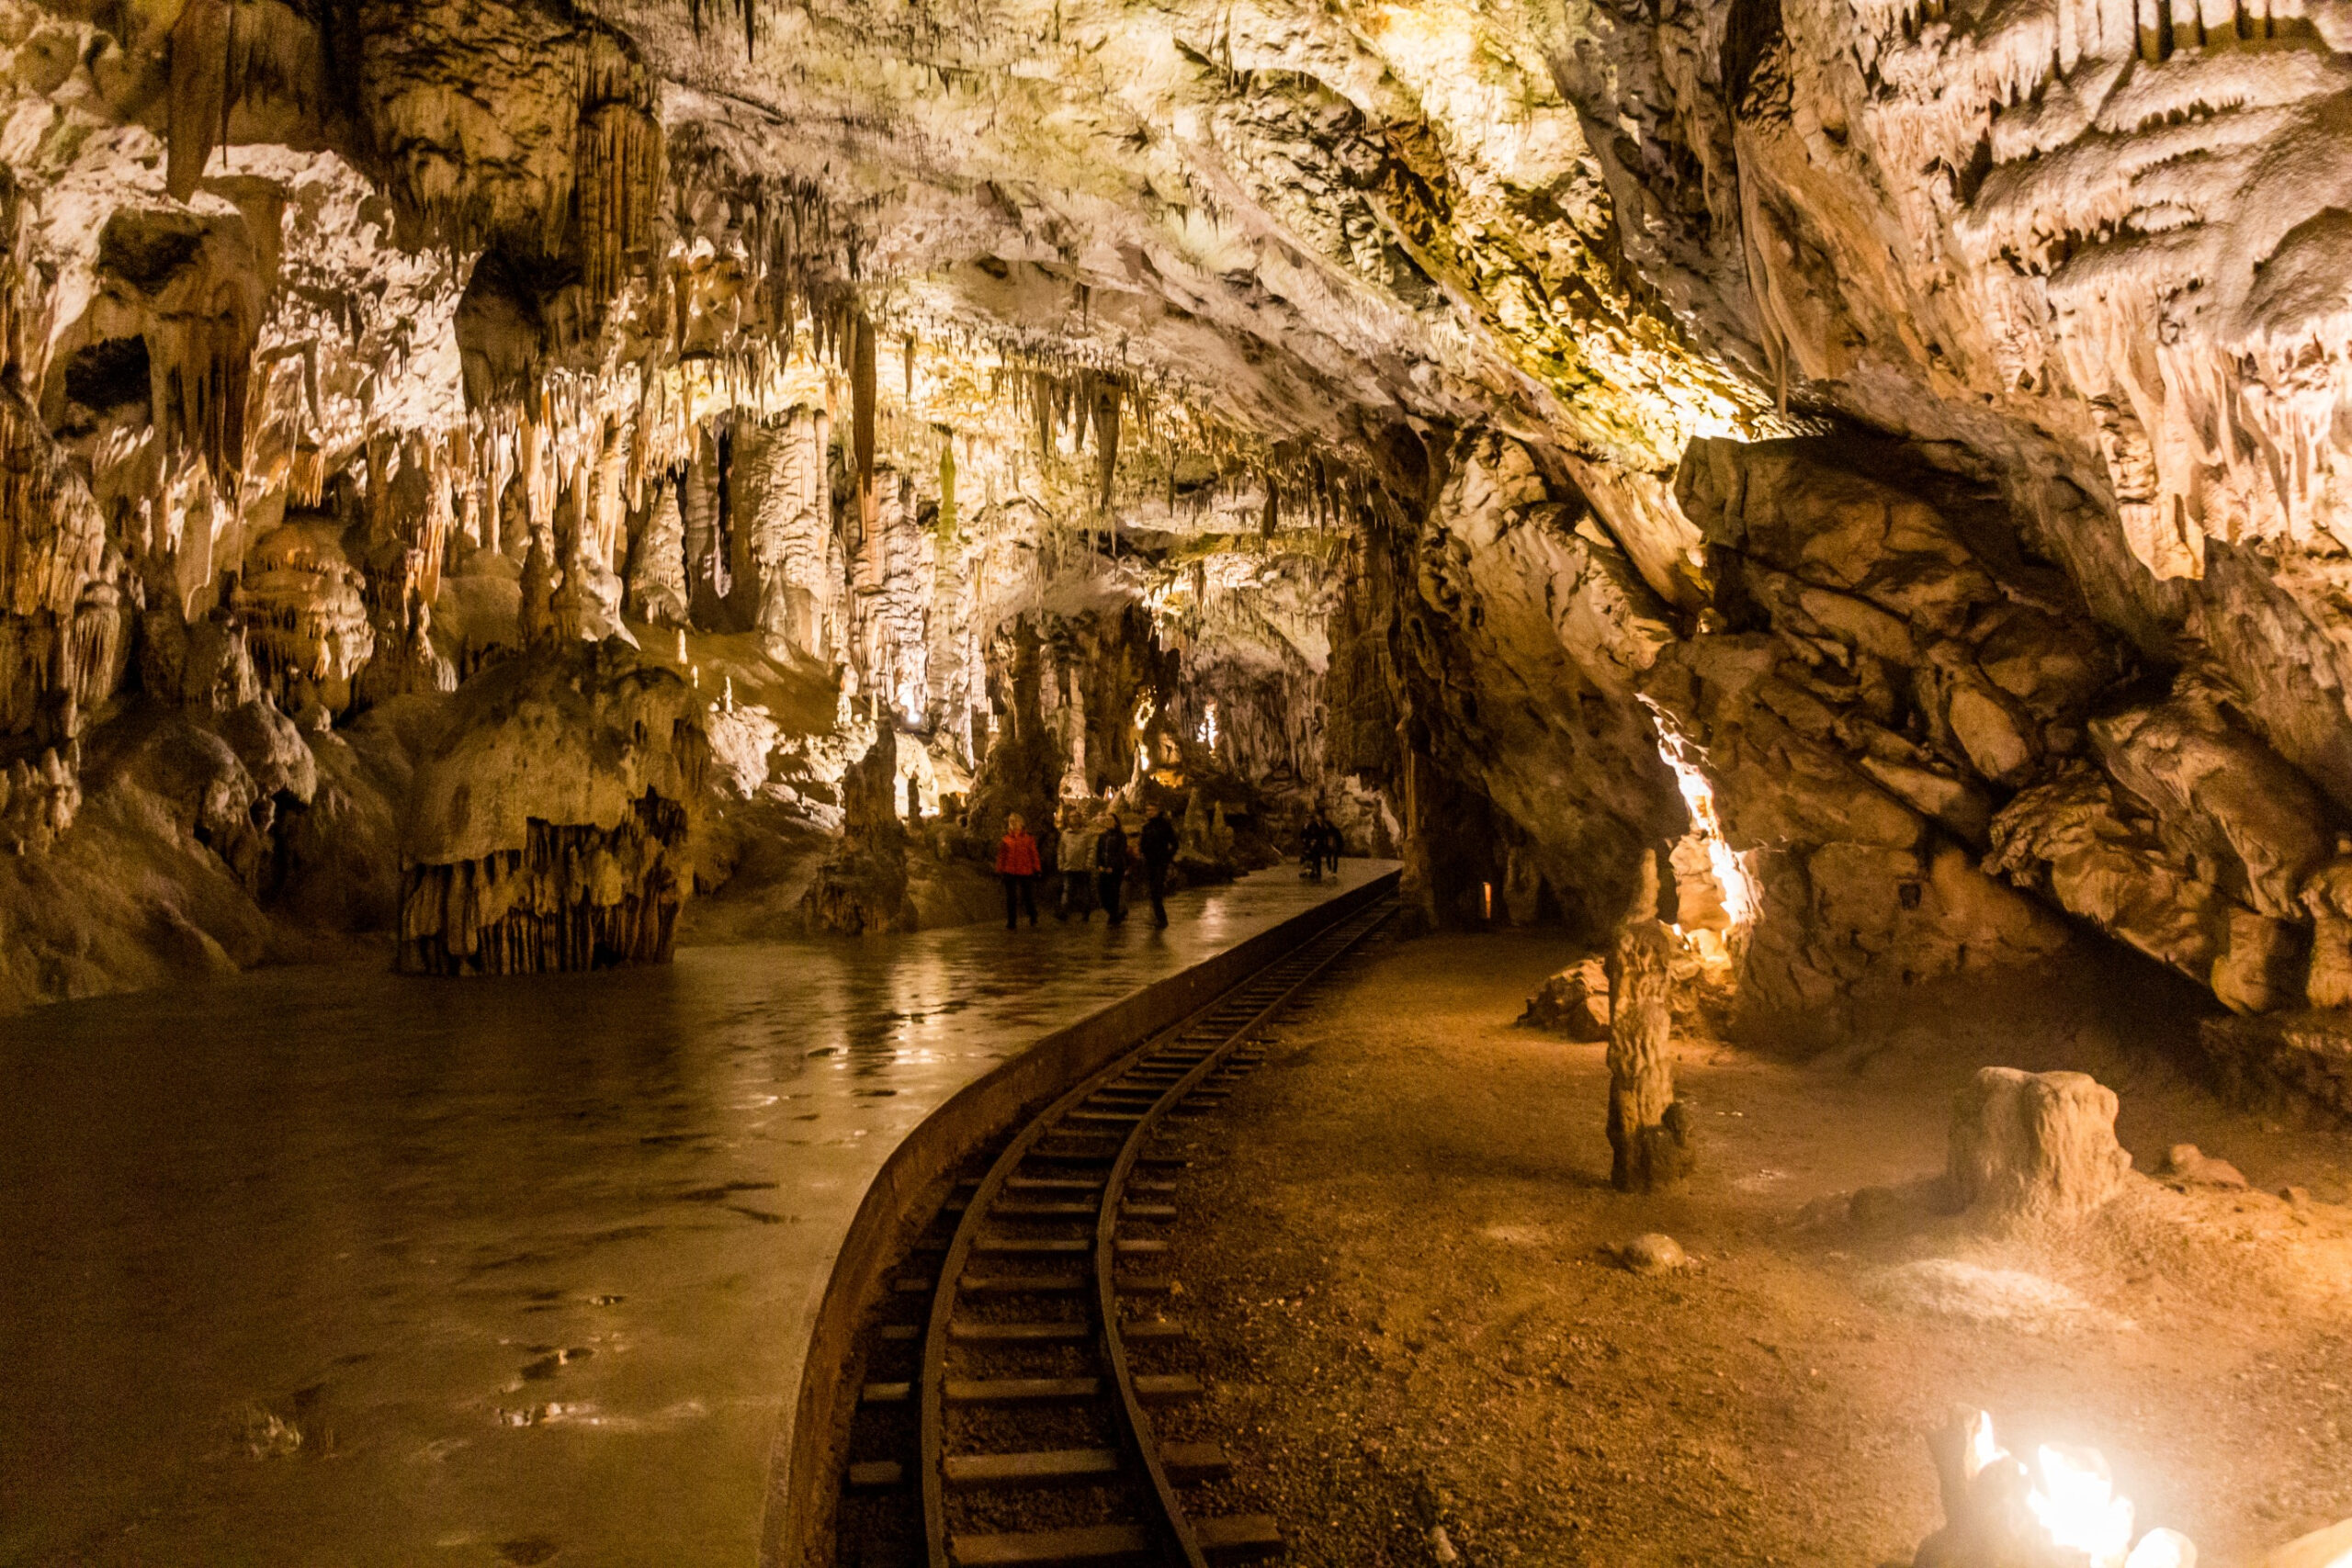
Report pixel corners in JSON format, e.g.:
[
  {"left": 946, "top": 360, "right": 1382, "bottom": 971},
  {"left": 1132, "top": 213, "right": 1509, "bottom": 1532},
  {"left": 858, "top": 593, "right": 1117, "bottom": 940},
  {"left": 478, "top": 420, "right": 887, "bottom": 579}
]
[{"left": 995, "top": 812, "right": 1042, "bottom": 929}]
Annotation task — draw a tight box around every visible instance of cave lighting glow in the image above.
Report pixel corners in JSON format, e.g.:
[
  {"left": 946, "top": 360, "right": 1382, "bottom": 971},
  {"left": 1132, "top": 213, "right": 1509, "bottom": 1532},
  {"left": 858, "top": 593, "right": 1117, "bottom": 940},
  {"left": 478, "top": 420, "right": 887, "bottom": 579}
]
[
  {"left": 1643, "top": 702, "right": 1756, "bottom": 933},
  {"left": 2027, "top": 1444, "right": 2134, "bottom": 1563},
  {"left": 1965, "top": 1413, "right": 2194, "bottom": 1568}
]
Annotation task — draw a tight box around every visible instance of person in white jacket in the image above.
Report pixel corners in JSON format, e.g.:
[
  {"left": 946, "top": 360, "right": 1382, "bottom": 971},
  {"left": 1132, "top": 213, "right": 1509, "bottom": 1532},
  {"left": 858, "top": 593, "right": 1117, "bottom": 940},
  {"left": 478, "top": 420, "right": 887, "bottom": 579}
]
[{"left": 1056, "top": 802, "right": 1098, "bottom": 920}]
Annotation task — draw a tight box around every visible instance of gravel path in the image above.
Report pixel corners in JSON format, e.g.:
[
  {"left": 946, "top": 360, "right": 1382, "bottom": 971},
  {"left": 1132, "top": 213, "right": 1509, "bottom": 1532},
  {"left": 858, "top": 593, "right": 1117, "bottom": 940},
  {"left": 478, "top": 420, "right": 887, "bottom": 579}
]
[{"left": 1161, "top": 931, "right": 2352, "bottom": 1566}]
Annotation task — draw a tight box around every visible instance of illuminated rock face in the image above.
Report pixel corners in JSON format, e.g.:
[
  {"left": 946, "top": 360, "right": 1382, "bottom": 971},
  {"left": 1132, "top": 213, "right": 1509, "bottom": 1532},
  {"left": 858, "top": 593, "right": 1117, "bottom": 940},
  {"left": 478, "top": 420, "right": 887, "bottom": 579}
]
[
  {"left": 395, "top": 640, "right": 706, "bottom": 975},
  {"left": 0, "top": 0, "right": 2348, "bottom": 1017}
]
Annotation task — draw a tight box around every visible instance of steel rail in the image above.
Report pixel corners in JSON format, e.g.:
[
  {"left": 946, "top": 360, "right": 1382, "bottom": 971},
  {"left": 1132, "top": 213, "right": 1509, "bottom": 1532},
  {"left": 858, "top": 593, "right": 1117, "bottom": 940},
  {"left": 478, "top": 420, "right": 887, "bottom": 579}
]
[
  {"left": 917, "top": 896, "right": 1395, "bottom": 1568},
  {"left": 1091, "top": 899, "right": 1396, "bottom": 1568}
]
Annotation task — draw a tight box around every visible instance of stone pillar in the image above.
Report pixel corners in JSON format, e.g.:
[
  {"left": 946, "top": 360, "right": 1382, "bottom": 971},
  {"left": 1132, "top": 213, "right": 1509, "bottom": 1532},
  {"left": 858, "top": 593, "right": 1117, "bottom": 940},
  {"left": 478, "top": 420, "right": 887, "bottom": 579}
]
[{"left": 1606, "top": 851, "right": 1694, "bottom": 1192}]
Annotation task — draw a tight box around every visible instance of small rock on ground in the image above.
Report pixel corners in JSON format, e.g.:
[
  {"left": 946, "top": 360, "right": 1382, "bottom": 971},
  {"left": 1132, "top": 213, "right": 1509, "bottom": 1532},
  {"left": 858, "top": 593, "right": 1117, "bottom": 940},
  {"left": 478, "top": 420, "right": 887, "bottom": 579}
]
[{"left": 1618, "top": 1233, "right": 1688, "bottom": 1273}]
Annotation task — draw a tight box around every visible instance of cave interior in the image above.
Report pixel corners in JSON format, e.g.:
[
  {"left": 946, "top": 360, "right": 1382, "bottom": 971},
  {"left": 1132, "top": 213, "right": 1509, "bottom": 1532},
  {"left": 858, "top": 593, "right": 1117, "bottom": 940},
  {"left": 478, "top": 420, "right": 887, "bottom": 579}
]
[{"left": 4, "top": 0, "right": 2352, "bottom": 1559}]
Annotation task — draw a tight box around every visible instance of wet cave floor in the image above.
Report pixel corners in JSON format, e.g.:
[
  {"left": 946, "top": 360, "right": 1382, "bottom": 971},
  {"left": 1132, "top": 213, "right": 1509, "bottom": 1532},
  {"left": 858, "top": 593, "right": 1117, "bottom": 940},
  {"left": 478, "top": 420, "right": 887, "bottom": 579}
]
[
  {"left": 0, "top": 862, "right": 1390, "bottom": 1568},
  {"left": 1162, "top": 933, "right": 2352, "bottom": 1567}
]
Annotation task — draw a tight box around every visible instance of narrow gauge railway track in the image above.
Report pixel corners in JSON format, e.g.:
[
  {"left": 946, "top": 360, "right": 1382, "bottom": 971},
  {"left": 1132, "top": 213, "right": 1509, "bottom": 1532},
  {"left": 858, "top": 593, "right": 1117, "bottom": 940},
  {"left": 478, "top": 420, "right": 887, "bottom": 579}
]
[{"left": 832, "top": 897, "right": 1397, "bottom": 1568}]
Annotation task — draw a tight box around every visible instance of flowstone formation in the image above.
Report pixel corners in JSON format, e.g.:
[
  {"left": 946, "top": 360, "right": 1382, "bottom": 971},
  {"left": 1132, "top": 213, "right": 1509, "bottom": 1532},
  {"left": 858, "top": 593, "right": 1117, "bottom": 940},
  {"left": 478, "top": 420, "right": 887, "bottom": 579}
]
[
  {"left": 0, "top": 0, "right": 2346, "bottom": 1055},
  {"left": 396, "top": 639, "right": 704, "bottom": 974}
]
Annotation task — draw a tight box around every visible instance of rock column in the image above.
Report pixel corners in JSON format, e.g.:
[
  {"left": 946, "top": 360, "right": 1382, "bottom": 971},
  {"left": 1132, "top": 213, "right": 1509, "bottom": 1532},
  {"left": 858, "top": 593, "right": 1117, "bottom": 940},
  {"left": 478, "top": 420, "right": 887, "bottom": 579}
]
[{"left": 1605, "top": 850, "right": 1694, "bottom": 1192}]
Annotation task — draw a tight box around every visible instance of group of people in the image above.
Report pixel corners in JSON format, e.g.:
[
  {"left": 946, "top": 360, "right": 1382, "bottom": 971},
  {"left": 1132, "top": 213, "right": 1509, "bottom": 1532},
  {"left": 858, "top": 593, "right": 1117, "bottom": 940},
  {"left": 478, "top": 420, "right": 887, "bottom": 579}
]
[
  {"left": 1298, "top": 811, "right": 1343, "bottom": 882},
  {"left": 994, "top": 801, "right": 1182, "bottom": 931}
]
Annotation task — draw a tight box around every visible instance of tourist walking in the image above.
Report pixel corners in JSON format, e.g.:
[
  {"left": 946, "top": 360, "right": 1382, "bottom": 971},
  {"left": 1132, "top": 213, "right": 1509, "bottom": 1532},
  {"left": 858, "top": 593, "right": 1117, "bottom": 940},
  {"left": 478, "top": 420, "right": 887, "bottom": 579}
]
[
  {"left": 1094, "top": 810, "right": 1129, "bottom": 926},
  {"left": 1056, "top": 802, "right": 1097, "bottom": 919},
  {"left": 1317, "top": 811, "right": 1342, "bottom": 875},
  {"left": 996, "top": 812, "right": 1041, "bottom": 929},
  {"left": 1139, "top": 803, "right": 1178, "bottom": 928},
  {"left": 1299, "top": 814, "right": 1329, "bottom": 882}
]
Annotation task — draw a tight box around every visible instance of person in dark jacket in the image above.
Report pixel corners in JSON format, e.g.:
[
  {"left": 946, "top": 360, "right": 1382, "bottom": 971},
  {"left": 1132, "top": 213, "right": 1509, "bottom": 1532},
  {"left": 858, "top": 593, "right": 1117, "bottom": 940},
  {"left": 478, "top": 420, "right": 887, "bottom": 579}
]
[
  {"left": 1139, "top": 804, "right": 1178, "bottom": 928},
  {"left": 996, "top": 813, "right": 1041, "bottom": 929},
  {"left": 1318, "top": 812, "right": 1343, "bottom": 875},
  {"left": 1299, "top": 815, "right": 1328, "bottom": 882},
  {"left": 1093, "top": 810, "right": 1129, "bottom": 926}
]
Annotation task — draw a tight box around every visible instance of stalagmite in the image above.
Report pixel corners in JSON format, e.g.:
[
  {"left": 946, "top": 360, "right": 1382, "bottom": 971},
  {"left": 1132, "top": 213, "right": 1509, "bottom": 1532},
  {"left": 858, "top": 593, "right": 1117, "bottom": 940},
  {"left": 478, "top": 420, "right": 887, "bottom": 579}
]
[
  {"left": 1605, "top": 851, "right": 1694, "bottom": 1193},
  {"left": 2300, "top": 845, "right": 2352, "bottom": 1009},
  {"left": 800, "top": 721, "right": 913, "bottom": 933},
  {"left": 1948, "top": 1067, "right": 2133, "bottom": 1222},
  {"left": 628, "top": 484, "right": 690, "bottom": 626}
]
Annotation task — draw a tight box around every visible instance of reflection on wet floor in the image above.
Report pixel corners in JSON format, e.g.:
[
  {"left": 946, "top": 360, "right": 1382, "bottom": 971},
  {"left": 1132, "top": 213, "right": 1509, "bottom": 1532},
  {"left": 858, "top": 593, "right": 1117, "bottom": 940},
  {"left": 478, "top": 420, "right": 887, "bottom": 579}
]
[{"left": 0, "top": 861, "right": 1390, "bottom": 1568}]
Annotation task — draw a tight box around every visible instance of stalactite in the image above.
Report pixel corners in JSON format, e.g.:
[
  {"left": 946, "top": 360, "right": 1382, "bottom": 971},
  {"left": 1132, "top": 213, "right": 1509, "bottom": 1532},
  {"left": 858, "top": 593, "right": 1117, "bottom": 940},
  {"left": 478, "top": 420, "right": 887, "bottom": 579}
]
[
  {"left": 165, "top": 0, "right": 230, "bottom": 203},
  {"left": 937, "top": 435, "right": 957, "bottom": 540},
  {"left": 1093, "top": 378, "right": 1121, "bottom": 514},
  {"left": 396, "top": 791, "right": 690, "bottom": 975},
  {"left": 574, "top": 100, "right": 662, "bottom": 313},
  {"left": 852, "top": 309, "right": 877, "bottom": 532},
  {"left": 150, "top": 285, "right": 259, "bottom": 491}
]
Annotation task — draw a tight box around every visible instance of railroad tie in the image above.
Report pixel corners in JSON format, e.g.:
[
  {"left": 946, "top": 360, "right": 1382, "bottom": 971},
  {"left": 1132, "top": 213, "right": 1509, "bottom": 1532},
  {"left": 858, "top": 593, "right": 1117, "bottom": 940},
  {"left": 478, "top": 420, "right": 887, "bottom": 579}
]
[
  {"left": 941, "top": 1373, "right": 1196, "bottom": 1404},
  {"left": 950, "top": 1319, "right": 1087, "bottom": 1343},
  {"left": 845, "top": 1459, "right": 903, "bottom": 1488},
  {"left": 942, "top": 1441, "right": 1231, "bottom": 1490},
  {"left": 956, "top": 1272, "right": 1181, "bottom": 1296},
  {"left": 974, "top": 1235, "right": 1091, "bottom": 1255},
  {"left": 837, "top": 896, "right": 1399, "bottom": 1568},
  {"left": 944, "top": 1377, "right": 1101, "bottom": 1404},
  {"left": 948, "top": 1514, "right": 1282, "bottom": 1565}
]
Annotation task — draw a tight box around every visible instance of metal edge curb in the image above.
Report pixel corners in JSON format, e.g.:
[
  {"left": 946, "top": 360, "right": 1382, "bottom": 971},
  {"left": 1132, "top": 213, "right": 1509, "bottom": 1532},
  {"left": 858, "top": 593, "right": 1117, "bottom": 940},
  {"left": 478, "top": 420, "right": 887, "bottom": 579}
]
[{"left": 756, "top": 866, "right": 1402, "bottom": 1567}]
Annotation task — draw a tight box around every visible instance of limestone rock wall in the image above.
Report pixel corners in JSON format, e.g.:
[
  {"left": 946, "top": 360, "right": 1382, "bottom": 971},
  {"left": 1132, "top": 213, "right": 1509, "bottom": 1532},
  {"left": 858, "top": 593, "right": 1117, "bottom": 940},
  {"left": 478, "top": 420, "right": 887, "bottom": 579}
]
[{"left": 1, "top": 0, "right": 2350, "bottom": 1036}]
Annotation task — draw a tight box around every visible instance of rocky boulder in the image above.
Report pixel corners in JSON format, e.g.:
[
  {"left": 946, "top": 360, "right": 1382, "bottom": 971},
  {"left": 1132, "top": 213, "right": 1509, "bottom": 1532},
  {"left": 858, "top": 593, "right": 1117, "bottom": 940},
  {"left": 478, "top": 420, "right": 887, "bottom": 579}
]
[
  {"left": 1948, "top": 1067, "right": 2132, "bottom": 1224},
  {"left": 1519, "top": 957, "right": 1610, "bottom": 1039}
]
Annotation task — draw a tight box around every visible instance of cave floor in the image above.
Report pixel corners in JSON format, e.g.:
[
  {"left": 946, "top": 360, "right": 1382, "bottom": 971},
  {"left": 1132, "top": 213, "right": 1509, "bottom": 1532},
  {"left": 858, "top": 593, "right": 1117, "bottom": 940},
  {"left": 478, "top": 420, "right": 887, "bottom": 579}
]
[
  {"left": 0, "top": 861, "right": 1391, "bottom": 1568},
  {"left": 1163, "top": 932, "right": 2352, "bottom": 1566}
]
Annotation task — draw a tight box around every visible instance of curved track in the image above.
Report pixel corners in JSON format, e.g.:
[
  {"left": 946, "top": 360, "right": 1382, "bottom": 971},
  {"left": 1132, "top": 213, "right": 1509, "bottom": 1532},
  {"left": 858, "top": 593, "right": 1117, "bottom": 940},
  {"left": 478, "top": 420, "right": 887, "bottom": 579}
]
[{"left": 835, "top": 895, "right": 1396, "bottom": 1567}]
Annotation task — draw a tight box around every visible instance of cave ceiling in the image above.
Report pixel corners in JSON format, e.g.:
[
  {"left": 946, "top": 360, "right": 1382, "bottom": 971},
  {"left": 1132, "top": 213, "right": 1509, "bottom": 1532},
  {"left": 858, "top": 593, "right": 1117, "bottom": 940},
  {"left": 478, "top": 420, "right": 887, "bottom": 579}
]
[{"left": 8, "top": 0, "right": 2352, "bottom": 1022}]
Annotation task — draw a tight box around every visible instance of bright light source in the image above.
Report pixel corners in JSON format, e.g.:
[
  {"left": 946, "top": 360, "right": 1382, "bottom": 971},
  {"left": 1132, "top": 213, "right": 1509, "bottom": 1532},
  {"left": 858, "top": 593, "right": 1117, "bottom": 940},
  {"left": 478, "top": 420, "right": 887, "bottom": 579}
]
[
  {"left": 1966, "top": 1411, "right": 2005, "bottom": 1478},
  {"left": 1961, "top": 1413, "right": 2189, "bottom": 1568},
  {"left": 1643, "top": 700, "right": 1756, "bottom": 933},
  {"left": 2028, "top": 1445, "right": 2134, "bottom": 1564}
]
